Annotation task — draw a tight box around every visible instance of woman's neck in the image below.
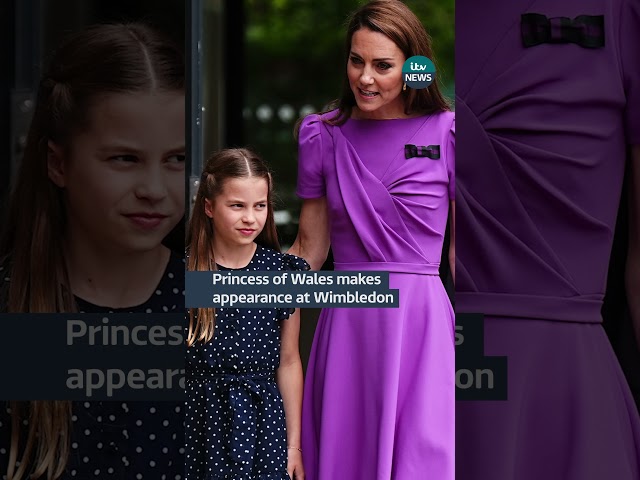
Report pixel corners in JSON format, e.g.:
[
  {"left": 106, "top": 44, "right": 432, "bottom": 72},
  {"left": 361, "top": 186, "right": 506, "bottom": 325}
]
[
  {"left": 65, "top": 238, "right": 170, "bottom": 308},
  {"left": 212, "top": 240, "right": 257, "bottom": 269}
]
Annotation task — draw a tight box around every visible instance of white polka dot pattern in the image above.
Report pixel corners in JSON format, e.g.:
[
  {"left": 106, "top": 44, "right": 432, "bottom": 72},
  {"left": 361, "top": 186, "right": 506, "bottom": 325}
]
[
  {"left": 0, "top": 253, "right": 186, "bottom": 478},
  {"left": 185, "top": 246, "right": 309, "bottom": 479}
]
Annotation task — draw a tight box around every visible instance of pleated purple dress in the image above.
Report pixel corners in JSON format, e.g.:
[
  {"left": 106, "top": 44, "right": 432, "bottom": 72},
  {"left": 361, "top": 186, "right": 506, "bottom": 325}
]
[
  {"left": 297, "top": 111, "right": 455, "bottom": 480},
  {"left": 456, "top": 0, "right": 640, "bottom": 479}
]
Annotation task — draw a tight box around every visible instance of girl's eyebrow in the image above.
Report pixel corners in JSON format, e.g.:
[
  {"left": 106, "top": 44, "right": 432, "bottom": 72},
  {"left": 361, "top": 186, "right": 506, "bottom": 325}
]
[
  {"left": 167, "top": 145, "right": 186, "bottom": 154},
  {"left": 96, "top": 145, "right": 142, "bottom": 153},
  {"left": 96, "top": 144, "right": 186, "bottom": 153},
  {"left": 225, "top": 197, "right": 268, "bottom": 203}
]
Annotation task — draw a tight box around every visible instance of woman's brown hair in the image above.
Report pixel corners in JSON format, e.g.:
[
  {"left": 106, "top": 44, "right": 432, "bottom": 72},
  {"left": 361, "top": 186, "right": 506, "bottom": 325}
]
[
  {"left": 328, "top": 0, "right": 450, "bottom": 125},
  {"left": 186, "top": 148, "right": 280, "bottom": 346},
  {"left": 1, "top": 22, "right": 184, "bottom": 480}
]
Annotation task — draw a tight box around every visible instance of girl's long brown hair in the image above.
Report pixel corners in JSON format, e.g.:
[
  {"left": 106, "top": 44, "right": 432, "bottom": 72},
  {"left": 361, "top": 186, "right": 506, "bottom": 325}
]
[
  {"left": 6, "top": 402, "right": 73, "bottom": 480},
  {"left": 1, "top": 22, "right": 184, "bottom": 480},
  {"left": 186, "top": 148, "right": 280, "bottom": 346},
  {"left": 327, "top": 0, "right": 451, "bottom": 125}
]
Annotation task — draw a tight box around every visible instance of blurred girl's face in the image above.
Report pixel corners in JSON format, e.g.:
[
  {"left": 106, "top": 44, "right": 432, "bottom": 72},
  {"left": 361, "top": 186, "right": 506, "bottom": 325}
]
[
  {"left": 47, "top": 91, "right": 185, "bottom": 254},
  {"left": 347, "top": 27, "right": 406, "bottom": 119}
]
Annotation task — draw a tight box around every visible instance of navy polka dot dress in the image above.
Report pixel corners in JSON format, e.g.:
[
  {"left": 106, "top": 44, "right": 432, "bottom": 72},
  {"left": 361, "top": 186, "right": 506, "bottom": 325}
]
[
  {"left": 185, "top": 245, "right": 309, "bottom": 480},
  {"left": 0, "top": 252, "right": 185, "bottom": 479}
]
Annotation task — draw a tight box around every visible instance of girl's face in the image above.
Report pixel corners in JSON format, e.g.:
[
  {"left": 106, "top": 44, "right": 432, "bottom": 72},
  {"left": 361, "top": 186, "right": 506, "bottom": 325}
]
[
  {"left": 47, "top": 91, "right": 185, "bottom": 254},
  {"left": 347, "top": 28, "right": 407, "bottom": 119},
  {"left": 204, "top": 177, "right": 269, "bottom": 250}
]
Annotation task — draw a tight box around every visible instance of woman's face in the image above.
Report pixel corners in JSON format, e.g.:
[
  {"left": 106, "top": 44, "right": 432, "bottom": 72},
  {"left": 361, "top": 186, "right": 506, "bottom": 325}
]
[
  {"left": 47, "top": 91, "right": 185, "bottom": 254},
  {"left": 347, "top": 27, "right": 407, "bottom": 119}
]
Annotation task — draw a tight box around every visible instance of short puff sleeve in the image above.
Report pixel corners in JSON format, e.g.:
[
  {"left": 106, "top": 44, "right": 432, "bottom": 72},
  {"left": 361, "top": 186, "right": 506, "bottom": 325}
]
[
  {"left": 276, "top": 253, "right": 311, "bottom": 321},
  {"left": 296, "top": 114, "right": 331, "bottom": 199}
]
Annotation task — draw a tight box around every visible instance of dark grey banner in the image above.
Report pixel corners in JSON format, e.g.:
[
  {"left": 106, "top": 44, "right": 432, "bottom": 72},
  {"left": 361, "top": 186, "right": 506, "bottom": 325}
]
[
  {"left": 456, "top": 313, "right": 508, "bottom": 400},
  {"left": 0, "top": 314, "right": 185, "bottom": 400}
]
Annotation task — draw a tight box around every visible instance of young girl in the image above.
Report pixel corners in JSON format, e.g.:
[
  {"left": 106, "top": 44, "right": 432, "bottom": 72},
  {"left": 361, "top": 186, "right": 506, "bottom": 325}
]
[
  {"left": 186, "top": 148, "right": 306, "bottom": 480},
  {"left": 0, "top": 23, "right": 184, "bottom": 479}
]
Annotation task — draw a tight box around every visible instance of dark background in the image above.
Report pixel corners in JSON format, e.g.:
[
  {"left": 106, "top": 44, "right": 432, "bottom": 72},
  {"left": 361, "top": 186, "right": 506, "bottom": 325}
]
[
  {"left": 603, "top": 165, "right": 640, "bottom": 407},
  {"left": 1, "top": 0, "right": 635, "bottom": 403}
]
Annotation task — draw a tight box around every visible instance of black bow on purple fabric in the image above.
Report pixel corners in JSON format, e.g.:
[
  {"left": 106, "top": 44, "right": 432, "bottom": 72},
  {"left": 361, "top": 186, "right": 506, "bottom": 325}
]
[
  {"left": 521, "top": 13, "right": 604, "bottom": 48},
  {"left": 404, "top": 144, "right": 440, "bottom": 160}
]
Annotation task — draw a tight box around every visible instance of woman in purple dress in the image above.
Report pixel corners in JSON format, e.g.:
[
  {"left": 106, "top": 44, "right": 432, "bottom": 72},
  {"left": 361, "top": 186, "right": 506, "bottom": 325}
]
[
  {"left": 455, "top": 0, "right": 640, "bottom": 479},
  {"left": 288, "top": 1, "right": 455, "bottom": 479}
]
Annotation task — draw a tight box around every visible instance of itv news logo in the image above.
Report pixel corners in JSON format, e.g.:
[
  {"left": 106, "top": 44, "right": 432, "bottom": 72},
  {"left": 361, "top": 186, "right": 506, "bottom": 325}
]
[{"left": 402, "top": 55, "right": 435, "bottom": 89}]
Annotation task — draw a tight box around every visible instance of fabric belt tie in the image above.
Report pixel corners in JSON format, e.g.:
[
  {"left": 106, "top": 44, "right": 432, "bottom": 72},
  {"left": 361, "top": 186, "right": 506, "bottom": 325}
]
[{"left": 188, "top": 371, "right": 273, "bottom": 464}]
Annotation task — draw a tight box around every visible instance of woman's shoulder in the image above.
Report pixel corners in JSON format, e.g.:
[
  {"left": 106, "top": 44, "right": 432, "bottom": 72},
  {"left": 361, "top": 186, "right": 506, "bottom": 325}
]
[
  {"left": 299, "top": 109, "right": 340, "bottom": 136},
  {"left": 301, "top": 109, "right": 339, "bottom": 125},
  {"left": 436, "top": 109, "right": 455, "bottom": 121},
  {"left": 429, "top": 109, "right": 455, "bottom": 129},
  {"left": 410, "top": 110, "right": 454, "bottom": 139}
]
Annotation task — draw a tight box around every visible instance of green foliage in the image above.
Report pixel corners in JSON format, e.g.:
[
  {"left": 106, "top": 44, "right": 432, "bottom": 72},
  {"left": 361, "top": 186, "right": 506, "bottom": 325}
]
[{"left": 245, "top": 0, "right": 454, "bottom": 98}]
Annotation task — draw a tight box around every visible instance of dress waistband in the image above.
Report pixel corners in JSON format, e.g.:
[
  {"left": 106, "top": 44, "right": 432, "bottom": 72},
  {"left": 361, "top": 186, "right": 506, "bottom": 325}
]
[
  {"left": 455, "top": 292, "right": 604, "bottom": 324},
  {"left": 186, "top": 369, "right": 274, "bottom": 466},
  {"left": 333, "top": 262, "right": 440, "bottom": 275}
]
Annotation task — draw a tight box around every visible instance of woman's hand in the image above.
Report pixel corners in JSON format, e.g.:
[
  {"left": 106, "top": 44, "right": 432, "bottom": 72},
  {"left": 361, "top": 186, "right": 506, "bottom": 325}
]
[{"left": 287, "top": 448, "right": 305, "bottom": 479}]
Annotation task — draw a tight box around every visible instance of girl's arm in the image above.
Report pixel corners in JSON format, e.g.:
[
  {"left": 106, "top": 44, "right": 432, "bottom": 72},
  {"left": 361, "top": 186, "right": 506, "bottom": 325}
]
[
  {"left": 449, "top": 200, "right": 455, "bottom": 285},
  {"left": 627, "top": 146, "right": 640, "bottom": 348},
  {"left": 276, "top": 309, "right": 305, "bottom": 479},
  {"left": 288, "top": 198, "right": 330, "bottom": 270}
]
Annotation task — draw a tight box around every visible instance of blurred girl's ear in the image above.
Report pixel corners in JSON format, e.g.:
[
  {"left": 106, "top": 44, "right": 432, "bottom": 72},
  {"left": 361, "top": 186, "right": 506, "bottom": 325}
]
[
  {"left": 47, "top": 140, "right": 66, "bottom": 187},
  {"left": 204, "top": 198, "right": 214, "bottom": 219}
]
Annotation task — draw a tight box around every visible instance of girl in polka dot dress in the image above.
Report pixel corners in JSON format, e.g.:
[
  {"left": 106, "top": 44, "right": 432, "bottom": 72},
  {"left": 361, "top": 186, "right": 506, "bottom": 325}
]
[
  {"left": 186, "top": 149, "right": 307, "bottom": 480},
  {"left": 0, "top": 23, "right": 185, "bottom": 479}
]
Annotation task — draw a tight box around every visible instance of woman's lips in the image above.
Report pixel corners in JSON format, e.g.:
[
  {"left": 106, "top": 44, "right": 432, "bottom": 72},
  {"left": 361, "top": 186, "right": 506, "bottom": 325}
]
[
  {"left": 358, "top": 88, "right": 379, "bottom": 100},
  {"left": 238, "top": 229, "right": 256, "bottom": 236}
]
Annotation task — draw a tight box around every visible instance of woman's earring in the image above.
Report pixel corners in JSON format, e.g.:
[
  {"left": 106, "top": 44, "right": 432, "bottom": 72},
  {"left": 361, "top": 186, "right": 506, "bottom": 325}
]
[{"left": 403, "top": 83, "right": 407, "bottom": 91}]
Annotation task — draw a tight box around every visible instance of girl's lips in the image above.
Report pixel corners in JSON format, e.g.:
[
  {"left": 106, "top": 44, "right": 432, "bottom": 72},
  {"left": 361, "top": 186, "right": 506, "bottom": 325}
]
[
  {"left": 125, "top": 214, "right": 167, "bottom": 230},
  {"left": 238, "top": 229, "right": 255, "bottom": 236}
]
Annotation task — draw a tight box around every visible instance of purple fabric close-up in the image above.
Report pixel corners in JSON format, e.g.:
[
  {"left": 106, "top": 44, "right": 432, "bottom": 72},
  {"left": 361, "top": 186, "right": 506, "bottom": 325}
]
[
  {"left": 297, "top": 111, "right": 455, "bottom": 480},
  {"left": 456, "top": 0, "right": 640, "bottom": 479}
]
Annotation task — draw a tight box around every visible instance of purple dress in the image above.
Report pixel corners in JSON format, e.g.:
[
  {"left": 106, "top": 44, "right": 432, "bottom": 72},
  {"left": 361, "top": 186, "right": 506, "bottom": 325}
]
[
  {"left": 297, "top": 111, "right": 455, "bottom": 480},
  {"left": 456, "top": 1, "right": 640, "bottom": 479}
]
